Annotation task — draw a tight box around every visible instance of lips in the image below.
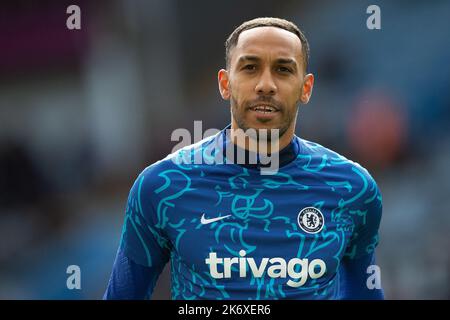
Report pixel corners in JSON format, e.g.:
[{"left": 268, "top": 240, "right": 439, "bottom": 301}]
[{"left": 249, "top": 104, "right": 279, "bottom": 113}]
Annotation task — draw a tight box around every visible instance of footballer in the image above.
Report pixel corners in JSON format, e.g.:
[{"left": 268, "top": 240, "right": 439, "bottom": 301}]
[{"left": 104, "top": 17, "right": 384, "bottom": 300}]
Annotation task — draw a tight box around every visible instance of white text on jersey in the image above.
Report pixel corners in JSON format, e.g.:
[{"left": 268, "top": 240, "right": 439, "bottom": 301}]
[{"left": 205, "top": 250, "right": 326, "bottom": 288}]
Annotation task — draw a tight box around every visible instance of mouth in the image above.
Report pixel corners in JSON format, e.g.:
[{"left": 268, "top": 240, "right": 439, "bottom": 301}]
[{"left": 248, "top": 104, "right": 279, "bottom": 114}]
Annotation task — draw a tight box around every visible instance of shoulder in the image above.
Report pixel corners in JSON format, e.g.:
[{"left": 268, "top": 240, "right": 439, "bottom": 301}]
[
  {"left": 297, "top": 137, "right": 381, "bottom": 207},
  {"left": 136, "top": 133, "right": 220, "bottom": 188},
  {"left": 299, "top": 137, "right": 378, "bottom": 185}
]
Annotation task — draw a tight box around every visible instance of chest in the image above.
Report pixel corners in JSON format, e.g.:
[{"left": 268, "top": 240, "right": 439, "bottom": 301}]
[{"left": 156, "top": 171, "right": 356, "bottom": 278}]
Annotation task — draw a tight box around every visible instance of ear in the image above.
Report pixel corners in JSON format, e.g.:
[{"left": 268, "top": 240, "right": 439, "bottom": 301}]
[
  {"left": 218, "top": 69, "right": 231, "bottom": 100},
  {"left": 300, "top": 73, "right": 314, "bottom": 104}
]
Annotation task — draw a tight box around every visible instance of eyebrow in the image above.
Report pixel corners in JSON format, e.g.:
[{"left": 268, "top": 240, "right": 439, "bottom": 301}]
[
  {"left": 237, "top": 55, "right": 261, "bottom": 64},
  {"left": 276, "top": 58, "right": 297, "bottom": 66},
  {"left": 237, "top": 55, "right": 298, "bottom": 70}
]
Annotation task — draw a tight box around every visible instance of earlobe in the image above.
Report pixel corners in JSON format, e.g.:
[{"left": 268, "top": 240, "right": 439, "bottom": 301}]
[{"left": 218, "top": 69, "right": 230, "bottom": 100}]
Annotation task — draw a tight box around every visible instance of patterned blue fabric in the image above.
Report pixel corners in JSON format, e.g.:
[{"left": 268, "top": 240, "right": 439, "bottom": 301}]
[{"left": 105, "top": 125, "right": 383, "bottom": 299}]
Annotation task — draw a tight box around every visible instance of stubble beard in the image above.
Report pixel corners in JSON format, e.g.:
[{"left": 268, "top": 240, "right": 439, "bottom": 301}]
[{"left": 230, "top": 95, "right": 298, "bottom": 143}]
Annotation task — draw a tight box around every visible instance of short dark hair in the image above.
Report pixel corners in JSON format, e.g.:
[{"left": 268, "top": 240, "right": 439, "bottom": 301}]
[{"left": 225, "top": 17, "right": 310, "bottom": 73}]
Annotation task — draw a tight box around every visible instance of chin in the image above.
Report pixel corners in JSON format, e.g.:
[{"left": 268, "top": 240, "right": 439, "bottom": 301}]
[{"left": 251, "top": 122, "right": 280, "bottom": 131}]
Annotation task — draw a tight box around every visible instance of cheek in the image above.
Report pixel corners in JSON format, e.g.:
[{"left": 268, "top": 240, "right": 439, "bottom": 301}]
[
  {"left": 285, "top": 83, "right": 302, "bottom": 103},
  {"left": 230, "top": 81, "right": 250, "bottom": 103}
]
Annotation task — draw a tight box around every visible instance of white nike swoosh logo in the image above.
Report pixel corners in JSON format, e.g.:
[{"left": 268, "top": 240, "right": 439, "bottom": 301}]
[{"left": 200, "top": 213, "right": 231, "bottom": 225}]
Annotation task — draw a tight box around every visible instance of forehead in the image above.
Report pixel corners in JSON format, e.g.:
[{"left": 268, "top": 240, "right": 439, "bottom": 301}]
[{"left": 232, "top": 26, "right": 303, "bottom": 63}]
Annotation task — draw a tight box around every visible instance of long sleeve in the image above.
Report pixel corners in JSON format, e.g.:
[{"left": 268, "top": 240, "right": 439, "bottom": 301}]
[
  {"left": 340, "top": 168, "right": 384, "bottom": 299},
  {"left": 338, "top": 252, "right": 384, "bottom": 299},
  {"left": 104, "top": 168, "right": 171, "bottom": 299},
  {"left": 103, "top": 248, "right": 165, "bottom": 299}
]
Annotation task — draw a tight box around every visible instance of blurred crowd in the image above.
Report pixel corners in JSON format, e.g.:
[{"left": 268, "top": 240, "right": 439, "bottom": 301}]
[{"left": 0, "top": 0, "right": 449, "bottom": 299}]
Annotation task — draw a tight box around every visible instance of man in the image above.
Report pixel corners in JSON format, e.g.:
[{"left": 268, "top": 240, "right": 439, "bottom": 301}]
[{"left": 104, "top": 17, "right": 384, "bottom": 300}]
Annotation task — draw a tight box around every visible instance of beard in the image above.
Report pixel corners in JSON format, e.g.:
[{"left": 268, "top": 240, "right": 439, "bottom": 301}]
[{"left": 230, "top": 94, "right": 298, "bottom": 142}]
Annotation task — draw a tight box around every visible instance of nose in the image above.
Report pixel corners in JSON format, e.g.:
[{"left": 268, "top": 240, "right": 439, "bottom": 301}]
[{"left": 255, "top": 68, "right": 277, "bottom": 96}]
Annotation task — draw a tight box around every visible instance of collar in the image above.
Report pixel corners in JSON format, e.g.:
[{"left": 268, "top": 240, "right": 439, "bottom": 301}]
[{"left": 219, "top": 124, "right": 299, "bottom": 170}]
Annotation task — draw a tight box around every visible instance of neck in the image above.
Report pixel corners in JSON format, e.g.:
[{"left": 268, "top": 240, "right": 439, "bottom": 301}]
[
  {"left": 230, "top": 120, "right": 295, "bottom": 154},
  {"left": 220, "top": 123, "right": 300, "bottom": 170}
]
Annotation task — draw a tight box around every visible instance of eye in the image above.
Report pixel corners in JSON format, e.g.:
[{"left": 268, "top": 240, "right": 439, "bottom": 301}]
[
  {"left": 242, "top": 64, "right": 256, "bottom": 71},
  {"left": 277, "top": 66, "right": 292, "bottom": 73}
]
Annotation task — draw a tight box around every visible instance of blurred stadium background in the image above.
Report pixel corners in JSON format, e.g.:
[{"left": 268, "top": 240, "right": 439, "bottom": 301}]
[{"left": 0, "top": 0, "right": 449, "bottom": 299}]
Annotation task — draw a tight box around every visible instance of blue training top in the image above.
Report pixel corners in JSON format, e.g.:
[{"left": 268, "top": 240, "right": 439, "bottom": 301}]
[{"left": 104, "top": 125, "right": 384, "bottom": 300}]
